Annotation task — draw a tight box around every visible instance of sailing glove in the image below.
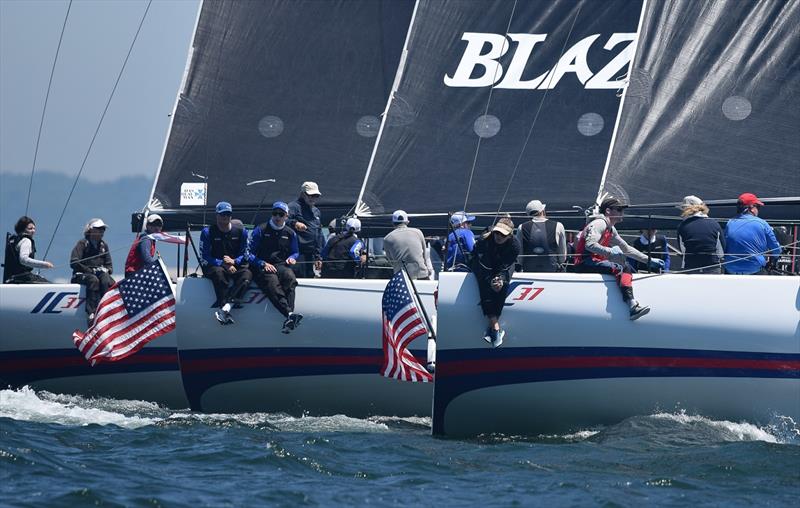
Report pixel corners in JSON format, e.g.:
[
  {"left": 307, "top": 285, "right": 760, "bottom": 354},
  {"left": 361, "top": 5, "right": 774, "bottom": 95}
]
[
  {"left": 649, "top": 259, "right": 666, "bottom": 271},
  {"left": 609, "top": 246, "right": 623, "bottom": 256}
]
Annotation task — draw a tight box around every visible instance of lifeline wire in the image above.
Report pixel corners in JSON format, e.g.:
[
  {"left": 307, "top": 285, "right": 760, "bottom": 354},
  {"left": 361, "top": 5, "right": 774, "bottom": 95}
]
[
  {"left": 25, "top": 0, "right": 73, "bottom": 216},
  {"left": 43, "top": 0, "right": 153, "bottom": 260}
]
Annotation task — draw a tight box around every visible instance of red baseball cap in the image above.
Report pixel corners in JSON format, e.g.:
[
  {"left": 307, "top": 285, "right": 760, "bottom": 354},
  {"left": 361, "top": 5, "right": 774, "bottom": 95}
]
[{"left": 738, "top": 193, "right": 764, "bottom": 206}]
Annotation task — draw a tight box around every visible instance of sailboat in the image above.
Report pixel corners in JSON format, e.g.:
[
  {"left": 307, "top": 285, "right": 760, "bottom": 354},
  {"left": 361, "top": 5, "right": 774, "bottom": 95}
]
[{"left": 3, "top": 0, "right": 797, "bottom": 435}]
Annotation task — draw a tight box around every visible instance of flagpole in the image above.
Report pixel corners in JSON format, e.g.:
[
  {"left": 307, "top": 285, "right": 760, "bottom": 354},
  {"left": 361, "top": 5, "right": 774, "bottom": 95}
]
[{"left": 400, "top": 260, "right": 436, "bottom": 342}]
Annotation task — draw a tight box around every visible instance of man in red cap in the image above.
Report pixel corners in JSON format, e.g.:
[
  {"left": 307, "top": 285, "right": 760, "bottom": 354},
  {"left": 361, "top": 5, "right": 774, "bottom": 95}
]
[{"left": 723, "top": 193, "right": 781, "bottom": 274}]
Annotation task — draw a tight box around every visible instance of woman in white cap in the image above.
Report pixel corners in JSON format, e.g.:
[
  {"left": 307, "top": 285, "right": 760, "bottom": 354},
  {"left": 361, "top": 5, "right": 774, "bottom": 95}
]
[
  {"left": 70, "top": 218, "right": 114, "bottom": 325},
  {"left": 321, "top": 217, "right": 366, "bottom": 278},
  {"left": 125, "top": 213, "right": 163, "bottom": 276},
  {"left": 676, "top": 195, "right": 725, "bottom": 274}
]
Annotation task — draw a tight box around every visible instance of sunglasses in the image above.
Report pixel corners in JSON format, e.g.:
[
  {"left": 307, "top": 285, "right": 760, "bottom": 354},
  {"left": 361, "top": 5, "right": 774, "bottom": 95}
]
[
  {"left": 609, "top": 206, "right": 625, "bottom": 212},
  {"left": 272, "top": 211, "right": 287, "bottom": 217}
]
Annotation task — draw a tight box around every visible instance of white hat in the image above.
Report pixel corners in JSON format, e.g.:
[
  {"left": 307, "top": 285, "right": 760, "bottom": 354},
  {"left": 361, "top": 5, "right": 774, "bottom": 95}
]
[
  {"left": 677, "top": 195, "right": 703, "bottom": 209},
  {"left": 392, "top": 210, "right": 409, "bottom": 223},
  {"left": 146, "top": 213, "right": 163, "bottom": 224},
  {"left": 345, "top": 217, "right": 361, "bottom": 232},
  {"left": 525, "top": 200, "right": 546, "bottom": 214},
  {"left": 301, "top": 181, "right": 321, "bottom": 196},
  {"left": 87, "top": 218, "right": 107, "bottom": 229}
]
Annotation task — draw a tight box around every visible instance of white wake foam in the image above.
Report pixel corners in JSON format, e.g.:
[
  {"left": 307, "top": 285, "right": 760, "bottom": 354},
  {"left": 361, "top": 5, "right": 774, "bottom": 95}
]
[
  {"left": 0, "top": 387, "right": 157, "bottom": 429},
  {"left": 650, "top": 410, "right": 783, "bottom": 443}
]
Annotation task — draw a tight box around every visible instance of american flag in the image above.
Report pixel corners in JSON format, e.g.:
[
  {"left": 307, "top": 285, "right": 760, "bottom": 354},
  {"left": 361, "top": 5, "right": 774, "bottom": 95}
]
[
  {"left": 72, "top": 261, "right": 176, "bottom": 365},
  {"left": 380, "top": 270, "right": 433, "bottom": 382}
]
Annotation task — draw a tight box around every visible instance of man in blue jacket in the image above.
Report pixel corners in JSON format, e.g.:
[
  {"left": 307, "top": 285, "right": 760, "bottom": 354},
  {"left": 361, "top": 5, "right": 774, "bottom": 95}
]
[
  {"left": 724, "top": 193, "right": 781, "bottom": 274},
  {"left": 445, "top": 211, "right": 476, "bottom": 270},
  {"left": 249, "top": 201, "right": 303, "bottom": 333},
  {"left": 200, "top": 202, "right": 252, "bottom": 325}
]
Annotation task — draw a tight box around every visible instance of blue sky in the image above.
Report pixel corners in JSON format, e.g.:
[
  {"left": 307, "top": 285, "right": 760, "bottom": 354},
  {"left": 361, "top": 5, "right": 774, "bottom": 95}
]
[{"left": 0, "top": 0, "right": 200, "bottom": 183}]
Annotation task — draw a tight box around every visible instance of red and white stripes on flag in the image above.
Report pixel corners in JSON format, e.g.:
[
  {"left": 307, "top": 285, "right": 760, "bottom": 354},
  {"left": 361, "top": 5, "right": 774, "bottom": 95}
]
[
  {"left": 72, "top": 262, "right": 176, "bottom": 366},
  {"left": 380, "top": 270, "right": 433, "bottom": 382}
]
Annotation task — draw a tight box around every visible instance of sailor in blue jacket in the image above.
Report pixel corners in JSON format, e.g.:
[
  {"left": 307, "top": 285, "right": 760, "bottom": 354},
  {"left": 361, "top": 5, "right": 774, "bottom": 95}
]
[
  {"left": 249, "top": 201, "right": 303, "bottom": 333},
  {"left": 724, "top": 193, "right": 781, "bottom": 274},
  {"left": 445, "top": 211, "right": 476, "bottom": 270}
]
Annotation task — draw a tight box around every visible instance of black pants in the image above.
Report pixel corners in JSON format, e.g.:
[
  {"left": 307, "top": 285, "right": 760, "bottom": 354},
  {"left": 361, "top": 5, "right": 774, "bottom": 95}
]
[
  {"left": 72, "top": 272, "right": 115, "bottom": 315},
  {"left": 203, "top": 266, "right": 253, "bottom": 307},
  {"left": 253, "top": 265, "right": 297, "bottom": 317},
  {"left": 475, "top": 274, "right": 509, "bottom": 319},
  {"left": 8, "top": 272, "right": 50, "bottom": 284}
]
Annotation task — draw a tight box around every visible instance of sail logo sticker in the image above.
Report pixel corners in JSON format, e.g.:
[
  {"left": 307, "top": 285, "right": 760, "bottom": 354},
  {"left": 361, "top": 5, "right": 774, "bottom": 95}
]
[
  {"left": 444, "top": 32, "right": 636, "bottom": 90},
  {"left": 180, "top": 182, "right": 208, "bottom": 206},
  {"left": 31, "top": 291, "right": 84, "bottom": 314},
  {"left": 505, "top": 281, "right": 544, "bottom": 306}
]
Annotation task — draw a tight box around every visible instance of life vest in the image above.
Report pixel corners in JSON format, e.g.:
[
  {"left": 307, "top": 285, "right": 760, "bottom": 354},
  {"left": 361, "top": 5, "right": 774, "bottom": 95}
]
[
  {"left": 3, "top": 233, "right": 34, "bottom": 283},
  {"left": 520, "top": 220, "right": 559, "bottom": 272},
  {"left": 574, "top": 220, "right": 613, "bottom": 265},
  {"left": 125, "top": 233, "right": 156, "bottom": 274},
  {"left": 204, "top": 223, "right": 246, "bottom": 262},
  {"left": 254, "top": 223, "right": 296, "bottom": 264},
  {"left": 322, "top": 233, "right": 361, "bottom": 278}
]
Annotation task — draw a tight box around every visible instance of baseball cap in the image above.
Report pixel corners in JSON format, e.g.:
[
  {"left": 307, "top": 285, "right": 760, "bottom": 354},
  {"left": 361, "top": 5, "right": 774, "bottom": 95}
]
[
  {"left": 272, "top": 201, "right": 289, "bottom": 214},
  {"left": 146, "top": 214, "right": 163, "bottom": 224},
  {"left": 677, "top": 195, "right": 703, "bottom": 209},
  {"left": 345, "top": 217, "right": 361, "bottom": 232},
  {"left": 525, "top": 200, "right": 546, "bottom": 215},
  {"left": 450, "top": 211, "right": 476, "bottom": 226},
  {"left": 392, "top": 210, "right": 409, "bottom": 223},
  {"left": 87, "top": 218, "right": 107, "bottom": 229},
  {"left": 491, "top": 218, "right": 515, "bottom": 236},
  {"left": 599, "top": 196, "right": 628, "bottom": 214},
  {"left": 738, "top": 192, "right": 764, "bottom": 207},
  {"left": 215, "top": 201, "right": 233, "bottom": 214},
  {"left": 301, "top": 181, "right": 321, "bottom": 196}
]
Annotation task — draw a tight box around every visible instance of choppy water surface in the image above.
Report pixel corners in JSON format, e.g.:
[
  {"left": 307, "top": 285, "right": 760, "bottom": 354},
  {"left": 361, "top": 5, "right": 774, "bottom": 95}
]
[{"left": 1, "top": 387, "right": 798, "bottom": 507}]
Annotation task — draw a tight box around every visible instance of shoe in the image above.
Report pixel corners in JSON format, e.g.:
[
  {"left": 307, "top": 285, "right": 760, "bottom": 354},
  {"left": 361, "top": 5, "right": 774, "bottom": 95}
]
[
  {"left": 215, "top": 309, "right": 230, "bottom": 325},
  {"left": 483, "top": 327, "right": 493, "bottom": 345},
  {"left": 491, "top": 328, "right": 505, "bottom": 348},
  {"left": 281, "top": 316, "right": 295, "bottom": 334},
  {"left": 629, "top": 304, "right": 651, "bottom": 321},
  {"left": 224, "top": 312, "right": 235, "bottom": 325},
  {"left": 290, "top": 312, "right": 303, "bottom": 329}
]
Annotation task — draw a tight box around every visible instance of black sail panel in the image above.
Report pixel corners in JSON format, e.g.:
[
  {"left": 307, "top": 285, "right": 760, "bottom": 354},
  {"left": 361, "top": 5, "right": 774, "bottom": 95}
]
[
  {"left": 601, "top": 0, "right": 800, "bottom": 217},
  {"left": 357, "top": 0, "right": 643, "bottom": 217},
  {"left": 150, "top": 0, "right": 414, "bottom": 217}
]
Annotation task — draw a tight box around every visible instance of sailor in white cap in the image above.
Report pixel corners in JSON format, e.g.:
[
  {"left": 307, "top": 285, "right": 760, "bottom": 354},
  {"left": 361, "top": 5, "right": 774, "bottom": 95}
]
[
  {"left": 288, "top": 181, "right": 325, "bottom": 278},
  {"left": 383, "top": 210, "right": 433, "bottom": 280},
  {"left": 445, "top": 211, "right": 476, "bottom": 270},
  {"left": 70, "top": 218, "right": 114, "bottom": 326},
  {"left": 676, "top": 195, "right": 725, "bottom": 274},
  {"left": 320, "top": 217, "right": 366, "bottom": 278},
  {"left": 125, "top": 213, "right": 163, "bottom": 276},
  {"left": 517, "top": 199, "right": 566, "bottom": 273}
]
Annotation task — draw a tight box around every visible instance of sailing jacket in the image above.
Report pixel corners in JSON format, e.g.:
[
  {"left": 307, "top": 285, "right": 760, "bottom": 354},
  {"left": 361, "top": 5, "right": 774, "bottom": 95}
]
[
  {"left": 4, "top": 234, "right": 47, "bottom": 282},
  {"left": 321, "top": 232, "right": 364, "bottom": 278},
  {"left": 516, "top": 218, "right": 566, "bottom": 272},
  {"left": 125, "top": 233, "right": 157, "bottom": 274},
  {"left": 200, "top": 223, "right": 248, "bottom": 268},
  {"left": 631, "top": 234, "right": 671, "bottom": 272},
  {"left": 574, "top": 217, "right": 649, "bottom": 266},
  {"left": 288, "top": 199, "right": 324, "bottom": 260},
  {"left": 723, "top": 213, "right": 781, "bottom": 274},
  {"left": 248, "top": 220, "right": 299, "bottom": 268},
  {"left": 470, "top": 234, "right": 520, "bottom": 285},
  {"left": 445, "top": 228, "right": 475, "bottom": 268},
  {"left": 677, "top": 213, "right": 725, "bottom": 271},
  {"left": 383, "top": 224, "right": 433, "bottom": 279},
  {"left": 70, "top": 238, "right": 113, "bottom": 275}
]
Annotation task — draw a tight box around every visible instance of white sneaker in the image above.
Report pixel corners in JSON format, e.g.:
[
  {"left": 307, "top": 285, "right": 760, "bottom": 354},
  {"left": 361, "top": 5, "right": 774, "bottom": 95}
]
[
  {"left": 215, "top": 310, "right": 230, "bottom": 325},
  {"left": 491, "top": 328, "right": 505, "bottom": 348}
]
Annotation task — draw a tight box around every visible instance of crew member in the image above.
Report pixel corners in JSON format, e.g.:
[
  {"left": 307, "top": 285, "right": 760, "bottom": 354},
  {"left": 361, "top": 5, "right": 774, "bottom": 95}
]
[
  {"left": 3, "top": 216, "right": 53, "bottom": 284},
  {"left": 288, "top": 182, "right": 324, "bottom": 278},
  {"left": 445, "top": 211, "right": 476, "bottom": 271},
  {"left": 321, "top": 217, "right": 365, "bottom": 279},
  {"left": 383, "top": 210, "right": 433, "bottom": 280},
  {"left": 249, "top": 201, "right": 303, "bottom": 333},
  {"left": 200, "top": 201, "right": 252, "bottom": 325},
  {"left": 676, "top": 195, "right": 725, "bottom": 274},
  {"left": 70, "top": 218, "right": 115, "bottom": 326},
  {"left": 574, "top": 197, "right": 664, "bottom": 320},
  {"left": 471, "top": 217, "right": 520, "bottom": 347},
  {"left": 631, "top": 228, "right": 671, "bottom": 272},
  {"left": 125, "top": 214, "right": 163, "bottom": 276},
  {"left": 724, "top": 193, "right": 781, "bottom": 274},
  {"left": 516, "top": 199, "right": 566, "bottom": 272}
]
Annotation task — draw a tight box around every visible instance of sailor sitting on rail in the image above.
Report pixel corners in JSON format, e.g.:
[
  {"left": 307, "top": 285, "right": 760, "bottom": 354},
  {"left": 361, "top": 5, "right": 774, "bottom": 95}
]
[
  {"left": 70, "top": 218, "right": 114, "bottom": 327},
  {"left": 573, "top": 197, "right": 664, "bottom": 320},
  {"left": 248, "top": 201, "right": 303, "bottom": 333},
  {"left": 3, "top": 216, "right": 53, "bottom": 284}
]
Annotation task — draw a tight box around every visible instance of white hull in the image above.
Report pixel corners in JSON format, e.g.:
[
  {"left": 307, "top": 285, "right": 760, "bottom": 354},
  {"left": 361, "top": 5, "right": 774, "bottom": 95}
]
[
  {"left": 433, "top": 273, "right": 800, "bottom": 437},
  {"left": 0, "top": 284, "right": 188, "bottom": 408},
  {"left": 175, "top": 277, "right": 434, "bottom": 416}
]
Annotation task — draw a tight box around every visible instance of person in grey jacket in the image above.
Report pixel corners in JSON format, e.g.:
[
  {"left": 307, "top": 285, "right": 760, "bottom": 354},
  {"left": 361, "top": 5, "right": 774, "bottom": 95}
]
[
  {"left": 383, "top": 210, "right": 433, "bottom": 280},
  {"left": 70, "top": 218, "right": 115, "bottom": 326}
]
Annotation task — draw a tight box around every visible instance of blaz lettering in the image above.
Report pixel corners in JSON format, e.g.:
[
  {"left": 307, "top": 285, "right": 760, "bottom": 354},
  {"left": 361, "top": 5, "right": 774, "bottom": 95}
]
[{"left": 444, "top": 32, "right": 636, "bottom": 90}]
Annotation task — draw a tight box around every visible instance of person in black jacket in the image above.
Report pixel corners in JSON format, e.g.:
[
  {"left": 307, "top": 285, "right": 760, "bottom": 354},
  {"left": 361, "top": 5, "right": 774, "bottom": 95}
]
[
  {"left": 676, "top": 195, "right": 725, "bottom": 274},
  {"left": 248, "top": 201, "right": 303, "bottom": 333},
  {"left": 70, "top": 218, "right": 115, "bottom": 326},
  {"left": 288, "top": 181, "right": 325, "bottom": 278},
  {"left": 200, "top": 202, "right": 252, "bottom": 325},
  {"left": 321, "top": 218, "right": 365, "bottom": 278},
  {"left": 4, "top": 216, "right": 53, "bottom": 283},
  {"left": 471, "top": 217, "right": 520, "bottom": 348}
]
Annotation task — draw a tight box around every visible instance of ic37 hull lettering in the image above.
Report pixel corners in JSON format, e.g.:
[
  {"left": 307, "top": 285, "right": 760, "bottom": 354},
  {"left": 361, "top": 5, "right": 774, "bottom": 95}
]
[{"left": 444, "top": 32, "right": 637, "bottom": 89}]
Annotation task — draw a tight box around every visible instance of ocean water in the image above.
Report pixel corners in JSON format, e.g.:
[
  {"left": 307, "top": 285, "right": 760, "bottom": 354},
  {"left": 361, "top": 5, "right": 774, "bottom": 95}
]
[{"left": 1, "top": 387, "right": 798, "bottom": 507}]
